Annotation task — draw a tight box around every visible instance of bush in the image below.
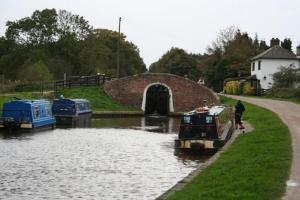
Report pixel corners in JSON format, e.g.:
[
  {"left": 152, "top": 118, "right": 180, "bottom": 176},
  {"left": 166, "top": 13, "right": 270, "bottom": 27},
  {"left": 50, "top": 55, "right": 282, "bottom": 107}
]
[
  {"left": 242, "top": 82, "right": 253, "bottom": 95},
  {"left": 268, "top": 88, "right": 300, "bottom": 99},
  {"left": 224, "top": 81, "right": 240, "bottom": 94}
]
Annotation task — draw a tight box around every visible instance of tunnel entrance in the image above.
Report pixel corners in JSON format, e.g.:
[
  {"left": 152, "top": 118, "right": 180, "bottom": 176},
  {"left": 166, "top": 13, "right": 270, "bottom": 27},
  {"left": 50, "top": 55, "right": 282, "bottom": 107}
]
[{"left": 145, "top": 84, "right": 170, "bottom": 115}]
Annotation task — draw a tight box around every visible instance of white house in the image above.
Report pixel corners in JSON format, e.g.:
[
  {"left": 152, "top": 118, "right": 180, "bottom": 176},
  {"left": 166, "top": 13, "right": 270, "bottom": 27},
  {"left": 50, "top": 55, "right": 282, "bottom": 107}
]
[{"left": 251, "top": 38, "right": 300, "bottom": 89}]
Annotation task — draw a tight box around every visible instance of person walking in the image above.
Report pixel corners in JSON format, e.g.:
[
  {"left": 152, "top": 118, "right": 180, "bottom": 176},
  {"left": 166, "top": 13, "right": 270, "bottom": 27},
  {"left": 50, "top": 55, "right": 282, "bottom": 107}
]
[{"left": 235, "top": 100, "right": 245, "bottom": 129}]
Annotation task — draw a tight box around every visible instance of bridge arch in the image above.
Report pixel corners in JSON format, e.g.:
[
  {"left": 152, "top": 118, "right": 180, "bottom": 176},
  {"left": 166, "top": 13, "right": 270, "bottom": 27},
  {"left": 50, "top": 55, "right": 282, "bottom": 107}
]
[
  {"left": 142, "top": 82, "right": 174, "bottom": 114},
  {"left": 104, "top": 73, "right": 219, "bottom": 113}
]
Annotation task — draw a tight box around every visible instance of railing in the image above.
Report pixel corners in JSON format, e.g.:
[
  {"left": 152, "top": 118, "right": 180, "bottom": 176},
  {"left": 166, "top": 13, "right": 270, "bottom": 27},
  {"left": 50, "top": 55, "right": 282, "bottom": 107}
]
[
  {"left": 0, "top": 74, "right": 112, "bottom": 94},
  {"left": 54, "top": 74, "right": 112, "bottom": 91}
]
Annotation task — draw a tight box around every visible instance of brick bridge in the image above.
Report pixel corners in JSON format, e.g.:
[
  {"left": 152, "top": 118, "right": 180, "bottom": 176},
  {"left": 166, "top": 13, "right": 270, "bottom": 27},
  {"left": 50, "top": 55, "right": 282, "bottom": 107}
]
[{"left": 104, "top": 73, "right": 219, "bottom": 114}]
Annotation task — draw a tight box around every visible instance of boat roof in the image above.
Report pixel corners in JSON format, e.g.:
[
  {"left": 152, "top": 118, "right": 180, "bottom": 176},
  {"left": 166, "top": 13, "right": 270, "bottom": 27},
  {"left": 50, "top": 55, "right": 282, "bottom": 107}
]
[
  {"left": 209, "top": 106, "right": 225, "bottom": 115},
  {"left": 6, "top": 99, "right": 51, "bottom": 105},
  {"left": 54, "top": 98, "right": 89, "bottom": 103},
  {"left": 185, "top": 105, "right": 225, "bottom": 116}
]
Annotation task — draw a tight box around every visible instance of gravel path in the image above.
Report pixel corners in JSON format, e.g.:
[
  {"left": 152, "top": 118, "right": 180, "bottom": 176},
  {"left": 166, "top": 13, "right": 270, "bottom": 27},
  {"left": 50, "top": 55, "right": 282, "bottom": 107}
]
[{"left": 224, "top": 95, "right": 300, "bottom": 200}]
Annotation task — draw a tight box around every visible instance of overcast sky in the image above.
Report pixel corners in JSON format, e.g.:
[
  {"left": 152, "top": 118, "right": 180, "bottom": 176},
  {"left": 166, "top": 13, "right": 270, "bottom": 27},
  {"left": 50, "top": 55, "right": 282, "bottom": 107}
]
[{"left": 1, "top": 0, "right": 300, "bottom": 67}]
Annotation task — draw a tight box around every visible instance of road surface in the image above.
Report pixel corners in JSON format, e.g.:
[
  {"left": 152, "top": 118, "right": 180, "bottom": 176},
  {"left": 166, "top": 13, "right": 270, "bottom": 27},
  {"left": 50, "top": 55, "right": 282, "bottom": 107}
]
[{"left": 224, "top": 95, "right": 300, "bottom": 200}]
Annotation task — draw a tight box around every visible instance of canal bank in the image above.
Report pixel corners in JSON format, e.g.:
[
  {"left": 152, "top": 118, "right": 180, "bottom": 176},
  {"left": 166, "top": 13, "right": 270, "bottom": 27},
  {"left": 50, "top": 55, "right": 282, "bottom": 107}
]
[
  {"left": 223, "top": 95, "right": 300, "bottom": 200},
  {"left": 163, "top": 96, "right": 291, "bottom": 200},
  {"left": 156, "top": 122, "right": 254, "bottom": 200}
]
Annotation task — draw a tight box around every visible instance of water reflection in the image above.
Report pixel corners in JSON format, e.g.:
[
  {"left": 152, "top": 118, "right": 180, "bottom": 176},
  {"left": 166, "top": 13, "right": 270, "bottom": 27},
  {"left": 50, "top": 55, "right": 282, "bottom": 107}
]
[
  {"left": 92, "top": 116, "right": 181, "bottom": 134},
  {"left": 0, "top": 116, "right": 210, "bottom": 200}
]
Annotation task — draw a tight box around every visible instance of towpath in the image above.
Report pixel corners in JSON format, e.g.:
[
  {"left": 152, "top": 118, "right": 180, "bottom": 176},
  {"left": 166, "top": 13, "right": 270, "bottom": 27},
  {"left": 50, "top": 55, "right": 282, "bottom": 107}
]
[{"left": 223, "top": 95, "right": 300, "bottom": 200}]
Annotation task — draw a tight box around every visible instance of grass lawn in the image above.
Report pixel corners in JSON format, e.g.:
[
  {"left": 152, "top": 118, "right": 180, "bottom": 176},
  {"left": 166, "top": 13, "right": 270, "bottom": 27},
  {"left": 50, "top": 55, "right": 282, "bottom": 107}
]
[
  {"left": 264, "top": 96, "right": 300, "bottom": 105},
  {"left": 57, "top": 86, "right": 137, "bottom": 111},
  {"left": 0, "top": 86, "right": 136, "bottom": 111},
  {"left": 0, "top": 92, "right": 50, "bottom": 109},
  {"left": 168, "top": 96, "right": 292, "bottom": 200}
]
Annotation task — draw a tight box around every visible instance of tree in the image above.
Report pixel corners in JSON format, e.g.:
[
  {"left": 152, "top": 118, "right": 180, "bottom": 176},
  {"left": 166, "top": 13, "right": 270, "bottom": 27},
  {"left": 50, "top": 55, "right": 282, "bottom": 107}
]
[
  {"left": 57, "top": 10, "right": 92, "bottom": 40},
  {"left": 17, "top": 60, "right": 53, "bottom": 81},
  {"left": 79, "top": 29, "right": 146, "bottom": 77},
  {"left": 272, "top": 65, "right": 300, "bottom": 88},
  {"left": 281, "top": 38, "right": 292, "bottom": 51},
  {"left": 149, "top": 47, "right": 200, "bottom": 80},
  {"left": 5, "top": 8, "right": 92, "bottom": 45},
  {"left": 6, "top": 9, "right": 58, "bottom": 45},
  {"left": 198, "top": 28, "right": 269, "bottom": 91}
]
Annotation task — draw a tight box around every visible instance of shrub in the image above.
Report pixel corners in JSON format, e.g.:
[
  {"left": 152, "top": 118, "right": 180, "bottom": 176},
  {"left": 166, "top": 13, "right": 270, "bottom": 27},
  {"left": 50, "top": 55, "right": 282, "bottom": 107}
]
[
  {"left": 224, "top": 80, "right": 240, "bottom": 95},
  {"left": 268, "top": 88, "right": 300, "bottom": 98},
  {"left": 242, "top": 82, "right": 253, "bottom": 95}
]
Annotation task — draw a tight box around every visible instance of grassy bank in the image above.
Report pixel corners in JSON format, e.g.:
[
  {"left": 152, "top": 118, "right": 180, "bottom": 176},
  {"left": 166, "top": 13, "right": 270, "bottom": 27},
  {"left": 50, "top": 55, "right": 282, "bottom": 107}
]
[
  {"left": 0, "top": 86, "right": 136, "bottom": 111},
  {"left": 57, "top": 86, "right": 136, "bottom": 111},
  {"left": 0, "top": 92, "right": 50, "bottom": 109},
  {"left": 265, "top": 88, "right": 300, "bottom": 105},
  {"left": 168, "top": 96, "right": 292, "bottom": 200}
]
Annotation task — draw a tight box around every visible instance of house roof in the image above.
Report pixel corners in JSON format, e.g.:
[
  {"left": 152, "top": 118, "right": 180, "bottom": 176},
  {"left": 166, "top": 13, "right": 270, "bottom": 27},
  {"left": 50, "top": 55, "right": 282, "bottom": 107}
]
[{"left": 251, "top": 45, "right": 297, "bottom": 61}]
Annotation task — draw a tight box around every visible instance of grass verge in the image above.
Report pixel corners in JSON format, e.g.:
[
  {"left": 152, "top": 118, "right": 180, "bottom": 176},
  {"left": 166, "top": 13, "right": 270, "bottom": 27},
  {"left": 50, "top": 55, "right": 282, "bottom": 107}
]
[
  {"left": 0, "top": 92, "right": 49, "bottom": 109},
  {"left": 57, "top": 86, "right": 136, "bottom": 111},
  {"left": 168, "top": 96, "right": 292, "bottom": 200},
  {"left": 0, "top": 86, "right": 136, "bottom": 111}
]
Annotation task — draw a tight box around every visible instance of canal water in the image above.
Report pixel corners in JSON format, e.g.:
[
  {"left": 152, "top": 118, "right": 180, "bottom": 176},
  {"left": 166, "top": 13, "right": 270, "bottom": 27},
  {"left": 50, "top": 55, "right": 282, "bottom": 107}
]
[{"left": 0, "top": 116, "right": 207, "bottom": 200}]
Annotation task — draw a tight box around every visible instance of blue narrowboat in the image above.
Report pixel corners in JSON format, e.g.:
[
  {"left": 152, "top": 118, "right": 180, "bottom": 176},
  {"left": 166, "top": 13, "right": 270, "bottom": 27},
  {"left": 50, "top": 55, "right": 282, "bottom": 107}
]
[
  {"left": 52, "top": 98, "right": 92, "bottom": 126},
  {"left": 0, "top": 99, "right": 56, "bottom": 130}
]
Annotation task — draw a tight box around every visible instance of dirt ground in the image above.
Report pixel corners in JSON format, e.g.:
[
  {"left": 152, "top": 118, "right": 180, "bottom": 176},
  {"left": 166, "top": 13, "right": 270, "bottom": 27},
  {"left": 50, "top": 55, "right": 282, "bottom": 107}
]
[{"left": 224, "top": 95, "right": 300, "bottom": 200}]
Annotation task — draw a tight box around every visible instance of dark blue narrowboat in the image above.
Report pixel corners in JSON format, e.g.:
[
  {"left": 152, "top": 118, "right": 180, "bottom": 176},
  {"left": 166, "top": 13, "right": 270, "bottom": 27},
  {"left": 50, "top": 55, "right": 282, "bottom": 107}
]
[
  {"left": 175, "top": 105, "right": 234, "bottom": 153},
  {"left": 52, "top": 98, "right": 92, "bottom": 126},
  {"left": 0, "top": 99, "right": 56, "bottom": 130}
]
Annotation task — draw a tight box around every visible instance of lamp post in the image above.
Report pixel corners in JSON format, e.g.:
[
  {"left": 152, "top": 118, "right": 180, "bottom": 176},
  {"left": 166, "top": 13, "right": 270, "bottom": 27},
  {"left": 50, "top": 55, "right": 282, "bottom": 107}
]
[{"left": 117, "top": 17, "right": 121, "bottom": 79}]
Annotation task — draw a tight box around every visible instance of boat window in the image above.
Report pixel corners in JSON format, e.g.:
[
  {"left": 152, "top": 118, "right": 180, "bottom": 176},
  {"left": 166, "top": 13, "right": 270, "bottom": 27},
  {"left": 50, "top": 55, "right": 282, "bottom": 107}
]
[
  {"left": 33, "top": 106, "right": 40, "bottom": 119},
  {"left": 45, "top": 105, "right": 52, "bottom": 117},
  {"left": 206, "top": 116, "right": 213, "bottom": 123},
  {"left": 183, "top": 116, "right": 191, "bottom": 123},
  {"left": 76, "top": 104, "right": 80, "bottom": 111}
]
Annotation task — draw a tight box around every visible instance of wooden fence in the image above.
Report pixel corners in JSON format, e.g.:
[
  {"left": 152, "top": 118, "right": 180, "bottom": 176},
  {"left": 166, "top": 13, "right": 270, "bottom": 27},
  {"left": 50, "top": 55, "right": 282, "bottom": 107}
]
[
  {"left": 0, "top": 74, "right": 112, "bottom": 94},
  {"left": 54, "top": 74, "right": 111, "bottom": 91}
]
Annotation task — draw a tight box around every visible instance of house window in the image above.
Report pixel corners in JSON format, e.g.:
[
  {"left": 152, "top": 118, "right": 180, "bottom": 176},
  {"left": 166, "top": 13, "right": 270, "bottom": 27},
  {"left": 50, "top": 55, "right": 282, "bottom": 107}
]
[
  {"left": 252, "top": 62, "right": 255, "bottom": 71},
  {"left": 258, "top": 61, "right": 261, "bottom": 70}
]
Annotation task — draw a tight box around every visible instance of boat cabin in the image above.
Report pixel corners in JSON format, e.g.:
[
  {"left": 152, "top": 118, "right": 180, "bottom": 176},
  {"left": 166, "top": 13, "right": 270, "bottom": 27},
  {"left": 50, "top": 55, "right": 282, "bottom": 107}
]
[
  {"left": 52, "top": 98, "right": 92, "bottom": 126},
  {"left": 0, "top": 99, "right": 56, "bottom": 129},
  {"left": 175, "top": 105, "right": 234, "bottom": 152}
]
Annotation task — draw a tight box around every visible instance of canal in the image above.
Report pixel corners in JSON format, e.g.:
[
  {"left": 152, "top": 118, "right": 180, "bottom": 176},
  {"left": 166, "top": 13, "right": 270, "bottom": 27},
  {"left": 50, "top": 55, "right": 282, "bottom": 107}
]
[{"left": 0, "top": 116, "right": 208, "bottom": 200}]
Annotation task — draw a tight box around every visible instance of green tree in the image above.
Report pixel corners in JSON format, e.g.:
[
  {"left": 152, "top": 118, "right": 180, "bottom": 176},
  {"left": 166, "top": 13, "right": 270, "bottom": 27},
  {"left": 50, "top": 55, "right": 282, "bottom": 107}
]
[
  {"left": 272, "top": 65, "right": 300, "bottom": 88},
  {"left": 5, "top": 8, "right": 92, "bottom": 45},
  {"left": 199, "top": 27, "right": 269, "bottom": 91},
  {"left": 149, "top": 47, "right": 200, "bottom": 80},
  {"left": 17, "top": 60, "right": 53, "bottom": 81},
  {"left": 79, "top": 29, "right": 146, "bottom": 77},
  {"left": 281, "top": 38, "right": 292, "bottom": 51},
  {"left": 6, "top": 9, "right": 58, "bottom": 45}
]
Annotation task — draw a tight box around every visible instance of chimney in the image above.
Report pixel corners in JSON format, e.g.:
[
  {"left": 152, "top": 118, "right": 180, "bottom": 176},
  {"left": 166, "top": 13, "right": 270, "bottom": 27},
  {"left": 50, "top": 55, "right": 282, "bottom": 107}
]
[
  {"left": 270, "top": 38, "right": 280, "bottom": 47},
  {"left": 297, "top": 45, "right": 300, "bottom": 56}
]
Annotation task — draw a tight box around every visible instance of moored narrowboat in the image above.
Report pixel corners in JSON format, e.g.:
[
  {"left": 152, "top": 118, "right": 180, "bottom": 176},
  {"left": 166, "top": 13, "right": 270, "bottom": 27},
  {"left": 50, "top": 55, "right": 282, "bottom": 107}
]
[
  {"left": 175, "top": 105, "right": 234, "bottom": 153},
  {"left": 0, "top": 99, "right": 56, "bottom": 130},
  {"left": 52, "top": 98, "right": 92, "bottom": 126}
]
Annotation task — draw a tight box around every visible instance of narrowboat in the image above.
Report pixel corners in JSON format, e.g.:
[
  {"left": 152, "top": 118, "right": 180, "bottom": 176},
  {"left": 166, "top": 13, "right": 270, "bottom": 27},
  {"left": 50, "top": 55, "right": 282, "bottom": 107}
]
[
  {"left": 0, "top": 99, "right": 56, "bottom": 130},
  {"left": 52, "top": 98, "right": 92, "bottom": 127},
  {"left": 175, "top": 105, "right": 234, "bottom": 153}
]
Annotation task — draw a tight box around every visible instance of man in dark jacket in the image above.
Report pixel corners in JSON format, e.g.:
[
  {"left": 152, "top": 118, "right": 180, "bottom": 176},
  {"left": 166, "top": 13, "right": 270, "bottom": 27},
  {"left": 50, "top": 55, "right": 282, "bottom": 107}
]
[{"left": 235, "top": 100, "right": 245, "bottom": 129}]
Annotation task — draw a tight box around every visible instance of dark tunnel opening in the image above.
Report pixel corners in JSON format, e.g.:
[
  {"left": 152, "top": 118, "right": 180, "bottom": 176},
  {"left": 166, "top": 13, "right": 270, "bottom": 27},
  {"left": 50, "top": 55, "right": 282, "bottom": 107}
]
[{"left": 145, "top": 84, "right": 170, "bottom": 115}]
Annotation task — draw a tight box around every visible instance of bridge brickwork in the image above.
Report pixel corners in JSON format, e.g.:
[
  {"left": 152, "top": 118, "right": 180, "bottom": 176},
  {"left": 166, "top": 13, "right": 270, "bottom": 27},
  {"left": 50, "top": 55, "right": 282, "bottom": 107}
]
[{"left": 104, "top": 73, "right": 219, "bottom": 112}]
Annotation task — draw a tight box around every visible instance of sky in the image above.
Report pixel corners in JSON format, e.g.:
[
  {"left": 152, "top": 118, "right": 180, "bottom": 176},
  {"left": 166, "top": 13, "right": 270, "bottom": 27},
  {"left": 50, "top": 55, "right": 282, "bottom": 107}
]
[{"left": 0, "top": 0, "right": 300, "bottom": 67}]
